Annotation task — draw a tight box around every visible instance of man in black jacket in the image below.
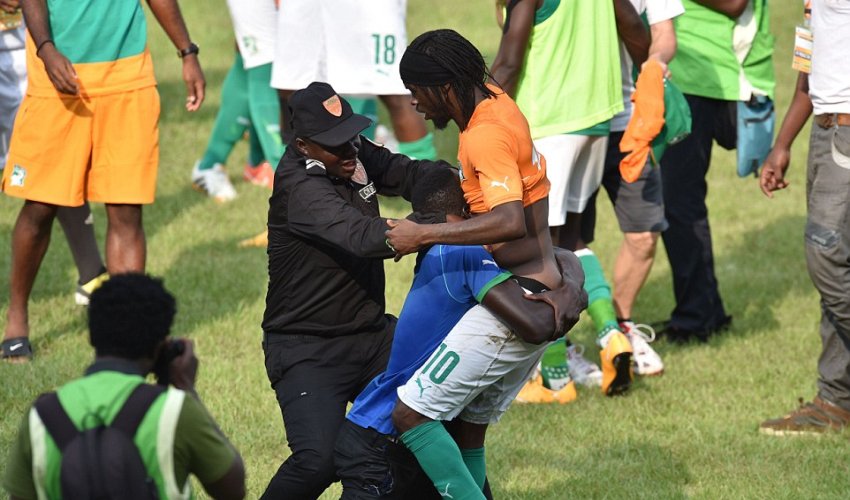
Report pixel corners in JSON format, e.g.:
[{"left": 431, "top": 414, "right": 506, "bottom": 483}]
[{"left": 260, "top": 82, "right": 449, "bottom": 499}]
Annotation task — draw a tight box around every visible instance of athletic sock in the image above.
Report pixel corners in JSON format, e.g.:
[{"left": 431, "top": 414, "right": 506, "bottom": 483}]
[
  {"left": 247, "top": 124, "right": 264, "bottom": 167},
  {"left": 401, "top": 421, "right": 485, "bottom": 500},
  {"left": 398, "top": 132, "right": 438, "bottom": 160},
  {"left": 246, "top": 62, "right": 286, "bottom": 169},
  {"left": 540, "top": 339, "right": 570, "bottom": 390},
  {"left": 56, "top": 203, "right": 105, "bottom": 284},
  {"left": 574, "top": 248, "right": 620, "bottom": 343},
  {"left": 460, "top": 447, "right": 486, "bottom": 490},
  {"left": 199, "top": 53, "right": 250, "bottom": 170},
  {"left": 346, "top": 96, "right": 378, "bottom": 140}
]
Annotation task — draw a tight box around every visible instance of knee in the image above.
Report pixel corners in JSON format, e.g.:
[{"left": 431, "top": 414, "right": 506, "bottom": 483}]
[
  {"left": 106, "top": 204, "right": 142, "bottom": 232},
  {"left": 289, "top": 447, "right": 337, "bottom": 483},
  {"left": 19, "top": 201, "right": 58, "bottom": 234},
  {"left": 624, "top": 232, "right": 658, "bottom": 259}
]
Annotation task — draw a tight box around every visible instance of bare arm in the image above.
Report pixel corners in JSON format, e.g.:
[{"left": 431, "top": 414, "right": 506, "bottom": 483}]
[
  {"left": 385, "top": 201, "right": 526, "bottom": 257},
  {"left": 146, "top": 0, "right": 205, "bottom": 111},
  {"left": 489, "top": 0, "right": 536, "bottom": 97},
  {"left": 692, "top": 0, "right": 748, "bottom": 18},
  {"left": 21, "top": 0, "right": 79, "bottom": 94},
  {"left": 482, "top": 248, "right": 587, "bottom": 344},
  {"left": 614, "top": 0, "right": 649, "bottom": 68},
  {"left": 760, "top": 72, "right": 812, "bottom": 197},
  {"left": 648, "top": 19, "right": 676, "bottom": 65}
]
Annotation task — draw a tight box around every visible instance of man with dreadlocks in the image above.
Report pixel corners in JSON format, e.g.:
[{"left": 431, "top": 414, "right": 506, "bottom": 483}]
[{"left": 385, "top": 29, "right": 583, "bottom": 500}]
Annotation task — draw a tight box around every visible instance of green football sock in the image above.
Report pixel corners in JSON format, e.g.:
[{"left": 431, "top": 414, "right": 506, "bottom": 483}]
[
  {"left": 575, "top": 248, "right": 620, "bottom": 341},
  {"left": 246, "top": 62, "right": 285, "bottom": 169},
  {"left": 540, "top": 339, "right": 570, "bottom": 390},
  {"left": 401, "top": 421, "right": 485, "bottom": 500},
  {"left": 346, "top": 96, "right": 378, "bottom": 140},
  {"left": 460, "top": 447, "right": 486, "bottom": 489},
  {"left": 247, "top": 124, "right": 264, "bottom": 167},
  {"left": 398, "top": 132, "right": 438, "bottom": 160},
  {"left": 200, "top": 52, "right": 250, "bottom": 170}
]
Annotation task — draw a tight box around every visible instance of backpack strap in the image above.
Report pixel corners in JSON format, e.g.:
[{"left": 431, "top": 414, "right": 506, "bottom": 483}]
[
  {"left": 111, "top": 384, "right": 166, "bottom": 437},
  {"left": 34, "top": 393, "right": 79, "bottom": 451}
]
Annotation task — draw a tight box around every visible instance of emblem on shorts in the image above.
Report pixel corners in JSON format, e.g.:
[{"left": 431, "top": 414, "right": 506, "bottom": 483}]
[
  {"left": 323, "top": 95, "right": 342, "bottom": 117},
  {"left": 10, "top": 165, "right": 25, "bottom": 187},
  {"left": 415, "top": 376, "right": 432, "bottom": 397},
  {"left": 359, "top": 182, "right": 376, "bottom": 201}
]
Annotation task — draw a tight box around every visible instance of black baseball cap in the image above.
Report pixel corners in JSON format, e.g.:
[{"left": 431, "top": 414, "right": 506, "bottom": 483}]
[{"left": 289, "top": 82, "right": 372, "bottom": 147}]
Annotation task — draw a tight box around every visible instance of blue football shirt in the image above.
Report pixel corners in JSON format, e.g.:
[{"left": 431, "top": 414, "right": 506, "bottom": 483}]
[{"left": 346, "top": 244, "right": 511, "bottom": 435}]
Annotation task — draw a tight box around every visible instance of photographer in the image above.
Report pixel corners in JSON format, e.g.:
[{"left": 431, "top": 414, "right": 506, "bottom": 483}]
[{"left": 3, "top": 273, "right": 246, "bottom": 500}]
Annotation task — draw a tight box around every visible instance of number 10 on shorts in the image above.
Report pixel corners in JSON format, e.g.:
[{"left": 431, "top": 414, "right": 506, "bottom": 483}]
[
  {"left": 420, "top": 343, "right": 460, "bottom": 384},
  {"left": 372, "top": 34, "right": 397, "bottom": 65}
]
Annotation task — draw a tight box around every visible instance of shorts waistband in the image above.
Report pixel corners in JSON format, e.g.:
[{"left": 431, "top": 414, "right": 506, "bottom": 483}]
[{"left": 815, "top": 113, "right": 850, "bottom": 129}]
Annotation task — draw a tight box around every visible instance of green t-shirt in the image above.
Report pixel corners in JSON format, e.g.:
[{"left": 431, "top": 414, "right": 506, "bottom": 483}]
[
  {"left": 47, "top": 0, "right": 147, "bottom": 63},
  {"left": 513, "top": 0, "right": 623, "bottom": 138},
  {"left": 668, "top": 0, "right": 775, "bottom": 101},
  {"left": 3, "top": 369, "right": 237, "bottom": 500}
]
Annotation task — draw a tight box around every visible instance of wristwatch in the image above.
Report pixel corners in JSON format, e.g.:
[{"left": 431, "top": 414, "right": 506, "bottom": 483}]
[{"left": 178, "top": 42, "right": 199, "bottom": 59}]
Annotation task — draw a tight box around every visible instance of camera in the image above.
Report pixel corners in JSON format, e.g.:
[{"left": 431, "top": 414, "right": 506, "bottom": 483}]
[{"left": 153, "top": 339, "right": 186, "bottom": 386}]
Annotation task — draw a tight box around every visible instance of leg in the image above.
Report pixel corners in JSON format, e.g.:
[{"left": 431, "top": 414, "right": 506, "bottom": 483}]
[
  {"left": 246, "top": 62, "right": 286, "bottom": 168},
  {"left": 659, "top": 95, "right": 729, "bottom": 334},
  {"left": 4, "top": 201, "right": 58, "bottom": 342},
  {"left": 613, "top": 231, "right": 659, "bottom": 319},
  {"left": 198, "top": 52, "right": 251, "bottom": 170},
  {"left": 56, "top": 203, "right": 105, "bottom": 285},
  {"left": 104, "top": 204, "right": 145, "bottom": 273}
]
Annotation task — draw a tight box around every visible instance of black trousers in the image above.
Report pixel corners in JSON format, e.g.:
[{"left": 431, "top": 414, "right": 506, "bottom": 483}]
[
  {"left": 334, "top": 420, "right": 440, "bottom": 500},
  {"left": 261, "top": 320, "right": 395, "bottom": 500},
  {"left": 659, "top": 94, "right": 734, "bottom": 332}
]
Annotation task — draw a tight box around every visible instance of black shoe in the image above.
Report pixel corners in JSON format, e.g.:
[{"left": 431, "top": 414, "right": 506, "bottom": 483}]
[{"left": 659, "top": 315, "right": 732, "bottom": 344}]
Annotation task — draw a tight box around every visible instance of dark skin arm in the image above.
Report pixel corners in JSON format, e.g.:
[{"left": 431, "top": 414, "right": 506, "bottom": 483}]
[
  {"left": 693, "top": 0, "right": 748, "bottom": 18},
  {"left": 614, "top": 0, "right": 650, "bottom": 68},
  {"left": 482, "top": 248, "right": 587, "bottom": 344},
  {"left": 21, "top": 0, "right": 79, "bottom": 94},
  {"left": 0, "top": 0, "right": 19, "bottom": 13},
  {"left": 146, "top": 0, "right": 205, "bottom": 111},
  {"left": 386, "top": 201, "right": 526, "bottom": 258},
  {"left": 490, "top": 0, "right": 537, "bottom": 97},
  {"left": 760, "top": 72, "right": 812, "bottom": 197}
]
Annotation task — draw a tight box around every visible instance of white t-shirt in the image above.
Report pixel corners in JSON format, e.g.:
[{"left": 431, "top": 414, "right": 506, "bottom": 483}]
[
  {"left": 611, "top": 0, "right": 685, "bottom": 132},
  {"left": 226, "top": 0, "right": 277, "bottom": 69},
  {"left": 809, "top": 0, "right": 850, "bottom": 114}
]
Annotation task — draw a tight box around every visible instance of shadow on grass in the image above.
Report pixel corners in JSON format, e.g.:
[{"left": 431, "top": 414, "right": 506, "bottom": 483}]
[
  {"left": 646, "top": 213, "right": 809, "bottom": 347},
  {"left": 496, "top": 440, "right": 690, "bottom": 499}
]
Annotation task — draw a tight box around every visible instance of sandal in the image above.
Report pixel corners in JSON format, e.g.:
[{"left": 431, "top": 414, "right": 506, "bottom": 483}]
[{"left": 2, "top": 337, "right": 33, "bottom": 363}]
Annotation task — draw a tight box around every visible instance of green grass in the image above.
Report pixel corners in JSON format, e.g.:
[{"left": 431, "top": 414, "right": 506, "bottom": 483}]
[{"left": 3, "top": 1, "right": 849, "bottom": 499}]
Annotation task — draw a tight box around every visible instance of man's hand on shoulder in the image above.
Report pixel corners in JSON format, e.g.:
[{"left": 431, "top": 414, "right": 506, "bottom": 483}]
[
  {"left": 39, "top": 44, "right": 79, "bottom": 95},
  {"left": 169, "top": 338, "right": 199, "bottom": 394},
  {"left": 385, "top": 218, "right": 428, "bottom": 260}
]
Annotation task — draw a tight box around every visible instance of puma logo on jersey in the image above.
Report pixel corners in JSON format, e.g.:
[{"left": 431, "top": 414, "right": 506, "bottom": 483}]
[
  {"left": 490, "top": 176, "right": 510, "bottom": 191},
  {"left": 482, "top": 259, "right": 498, "bottom": 267},
  {"left": 532, "top": 146, "right": 542, "bottom": 171}
]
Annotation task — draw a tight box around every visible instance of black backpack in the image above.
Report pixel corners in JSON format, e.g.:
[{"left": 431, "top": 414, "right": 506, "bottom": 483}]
[{"left": 34, "top": 384, "right": 166, "bottom": 500}]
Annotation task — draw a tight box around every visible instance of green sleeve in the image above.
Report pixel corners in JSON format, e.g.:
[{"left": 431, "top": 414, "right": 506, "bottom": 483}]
[
  {"left": 3, "top": 410, "right": 37, "bottom": 500},
  {"left": 172, "top": 395, "right": 238, "bottom": 488}
]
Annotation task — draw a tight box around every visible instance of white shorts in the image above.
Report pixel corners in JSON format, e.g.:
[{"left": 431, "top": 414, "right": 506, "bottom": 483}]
[
  {"left": 397, "top": 305, "right": 548, "bottom": 425},
  {"left": 0, "top": 30, "right": 26, "bottom": 167},
  {"left": 537, "top": 134, "right": 608, "bottom": 226},
  {"left": 271, "top": 0, "right": 409, "bottom": 95},
  {"left": 226, "top": 0, "right": 277, "bottom": 69}
]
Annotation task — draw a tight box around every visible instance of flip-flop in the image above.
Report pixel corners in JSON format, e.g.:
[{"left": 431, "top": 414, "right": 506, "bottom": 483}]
[{"left": 1, "top": 337, "right": 33, "bottom": 363}]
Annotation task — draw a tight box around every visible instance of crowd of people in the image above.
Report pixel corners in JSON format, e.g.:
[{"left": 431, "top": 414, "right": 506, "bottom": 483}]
[{"left": 2, "top": 0, "right": 850, "bottom": 498}]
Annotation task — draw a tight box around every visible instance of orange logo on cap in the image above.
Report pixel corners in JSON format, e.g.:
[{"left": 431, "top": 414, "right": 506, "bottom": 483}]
[{"left": 323, "top": 95, "right": 342, "bottom": 117}]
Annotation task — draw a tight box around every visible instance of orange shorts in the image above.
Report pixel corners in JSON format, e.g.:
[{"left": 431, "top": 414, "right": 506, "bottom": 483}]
[{"left": 2, "top": 86, "right": 160, "bottom": 206}]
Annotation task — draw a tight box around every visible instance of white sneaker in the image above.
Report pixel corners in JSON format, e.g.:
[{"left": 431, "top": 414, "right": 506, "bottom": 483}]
[
  {"left": 620, "top": 321, "right": 664, "bottom": 376},
  {"left": 567, "top": 343, "right": 603, "bottom": 387},
  {"left": 191, "top": 162, "right": 237, "bottom": 203}
]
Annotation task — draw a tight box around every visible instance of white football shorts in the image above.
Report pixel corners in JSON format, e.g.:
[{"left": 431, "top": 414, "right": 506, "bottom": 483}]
[{"left": 537, "top": 133, "right": 608, "bottom": 226}]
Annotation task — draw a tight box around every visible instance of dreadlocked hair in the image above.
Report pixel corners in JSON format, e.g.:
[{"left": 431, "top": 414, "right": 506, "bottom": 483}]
[{"left": 407, "top": 29, "right": 499, "bottom": 122}]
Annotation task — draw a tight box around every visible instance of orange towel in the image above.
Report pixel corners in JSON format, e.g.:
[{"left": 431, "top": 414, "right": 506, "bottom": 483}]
[{"left": 619, "top": 60, "right": 665, "bottom": 183}]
